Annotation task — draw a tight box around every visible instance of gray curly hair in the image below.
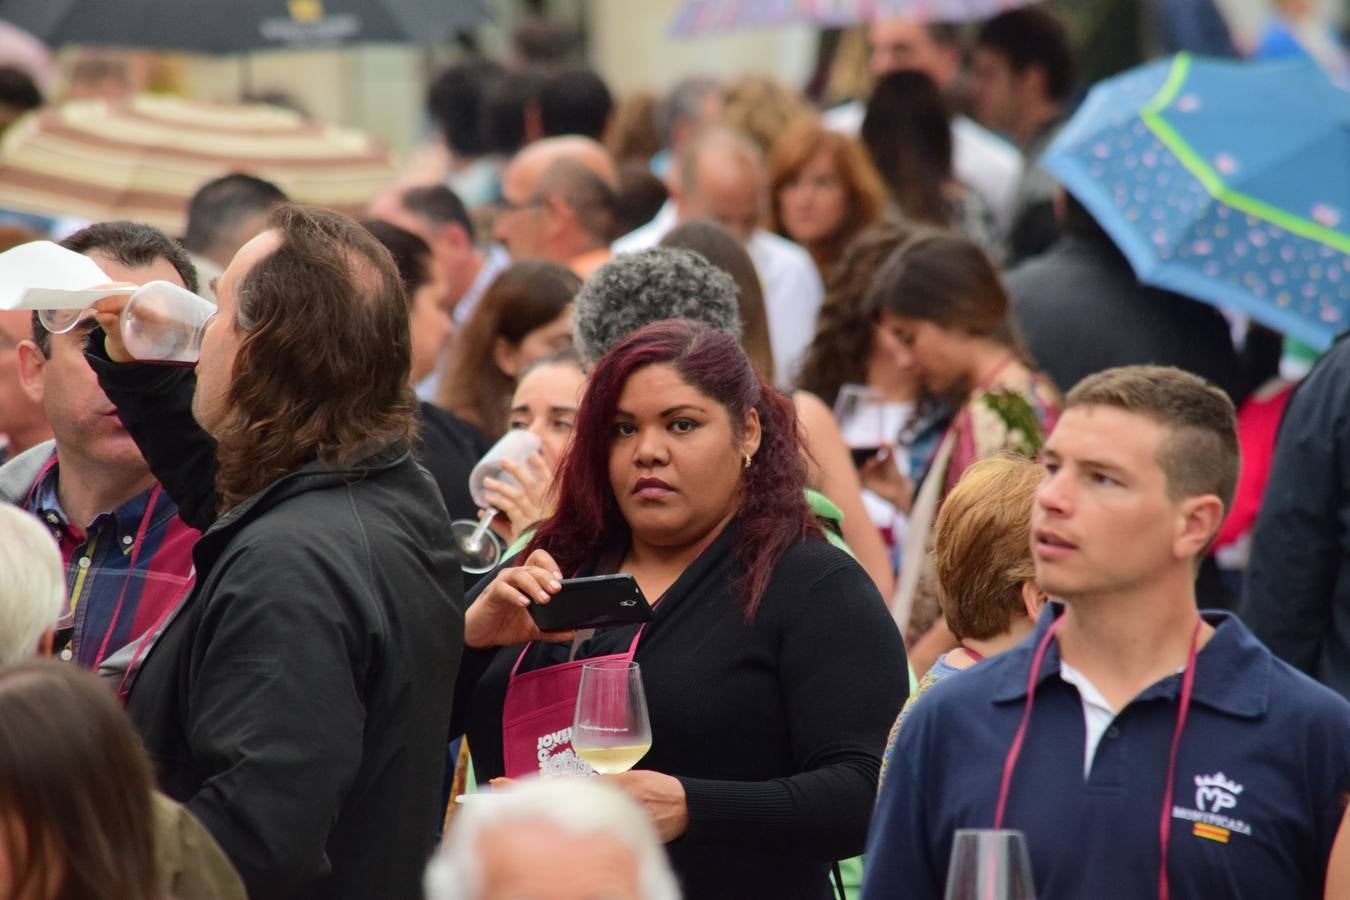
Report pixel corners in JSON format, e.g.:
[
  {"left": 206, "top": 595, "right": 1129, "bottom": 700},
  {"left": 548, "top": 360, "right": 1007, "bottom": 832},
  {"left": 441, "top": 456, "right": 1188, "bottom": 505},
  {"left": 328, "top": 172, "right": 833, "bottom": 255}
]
[{"left": 573, "top": 247, "right": 742, "bottom": 363}]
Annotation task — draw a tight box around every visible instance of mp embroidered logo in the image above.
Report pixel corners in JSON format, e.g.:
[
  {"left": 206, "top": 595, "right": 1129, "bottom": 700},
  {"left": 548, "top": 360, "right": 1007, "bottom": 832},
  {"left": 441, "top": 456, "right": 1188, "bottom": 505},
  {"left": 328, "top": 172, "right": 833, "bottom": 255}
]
[
  {"left": 1174, "top": 772, "right": 1252, "bottom": 843},
  {"left": 1194, "top": 772, "right": 1243, "bottom": 814}
]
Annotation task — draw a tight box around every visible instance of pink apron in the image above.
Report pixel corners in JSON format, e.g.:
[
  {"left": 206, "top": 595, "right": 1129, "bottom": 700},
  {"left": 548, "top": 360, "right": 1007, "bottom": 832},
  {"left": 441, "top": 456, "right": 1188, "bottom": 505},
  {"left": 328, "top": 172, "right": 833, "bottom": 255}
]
[{"left": 501, "top": 626, "right": 646, "bottom": 778}]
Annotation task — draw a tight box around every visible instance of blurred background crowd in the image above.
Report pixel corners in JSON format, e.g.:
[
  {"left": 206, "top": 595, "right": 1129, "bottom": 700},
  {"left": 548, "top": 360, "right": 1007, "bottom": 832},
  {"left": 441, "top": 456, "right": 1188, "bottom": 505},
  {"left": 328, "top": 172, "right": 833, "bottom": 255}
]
[{"left": 0, "top": 0, "right": 1349, "bottom": 897}]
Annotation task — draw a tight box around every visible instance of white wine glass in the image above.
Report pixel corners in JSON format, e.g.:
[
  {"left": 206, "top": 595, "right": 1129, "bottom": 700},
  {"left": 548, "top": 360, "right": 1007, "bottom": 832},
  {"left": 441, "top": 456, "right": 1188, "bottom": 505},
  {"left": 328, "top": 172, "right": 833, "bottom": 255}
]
[
  {"left": 449, "top": 429, "right": 542, "bottom": 574},
  {"left": 119, "top": 280, "right": 216, "bottom": 365},
  {"left": 944, "top": 829, "right": 1036, "bottom": 900},
  {"left": 572, "top": 660, "right": 652, "bottom": 775}
]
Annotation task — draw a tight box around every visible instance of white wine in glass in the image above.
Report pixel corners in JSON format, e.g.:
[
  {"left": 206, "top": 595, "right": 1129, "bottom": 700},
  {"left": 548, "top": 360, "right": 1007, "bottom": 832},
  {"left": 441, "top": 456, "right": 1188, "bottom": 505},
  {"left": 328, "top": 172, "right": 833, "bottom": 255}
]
[{"left": 572, "top": 660, "right": 652, "bottom": 775}]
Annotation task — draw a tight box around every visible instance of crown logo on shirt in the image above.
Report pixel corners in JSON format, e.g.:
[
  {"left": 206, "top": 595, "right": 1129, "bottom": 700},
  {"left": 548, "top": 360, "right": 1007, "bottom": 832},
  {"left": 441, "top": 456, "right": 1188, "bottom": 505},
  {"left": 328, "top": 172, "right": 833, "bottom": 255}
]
[{"left": 1194, "top": 772, "right": 1243, "bottom": 813}]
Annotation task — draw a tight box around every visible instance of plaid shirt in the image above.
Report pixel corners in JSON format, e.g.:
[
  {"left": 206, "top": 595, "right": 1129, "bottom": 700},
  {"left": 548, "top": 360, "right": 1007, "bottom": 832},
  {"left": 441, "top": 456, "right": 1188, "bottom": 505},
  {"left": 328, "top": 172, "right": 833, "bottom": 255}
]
[{"left": 26, "top": 454, "right": 198, "bottom": 669}]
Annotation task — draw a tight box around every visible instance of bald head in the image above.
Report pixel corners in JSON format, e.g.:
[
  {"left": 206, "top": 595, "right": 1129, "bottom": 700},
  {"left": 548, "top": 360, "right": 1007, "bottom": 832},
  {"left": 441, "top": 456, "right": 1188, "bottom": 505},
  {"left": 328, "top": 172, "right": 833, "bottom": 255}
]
[
  {"left": 504, "top": 136, "right": 618, "bottom": 199},
  {"left": 676, "top": 127, "right": 764, "bottom": 243},
  {"left": 496, "top": 136, "right": 619, "bottom": 261}
]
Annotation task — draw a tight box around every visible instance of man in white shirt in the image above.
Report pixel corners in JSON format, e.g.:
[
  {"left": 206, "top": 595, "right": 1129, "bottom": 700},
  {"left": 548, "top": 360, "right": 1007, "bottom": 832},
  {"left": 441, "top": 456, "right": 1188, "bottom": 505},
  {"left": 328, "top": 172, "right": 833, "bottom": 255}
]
[
  {"left": 823, "top": 16, "right": 1021, "bottom": 228},
  {"left": 612, "top": 127, "right": 822, "bottom": 388}
]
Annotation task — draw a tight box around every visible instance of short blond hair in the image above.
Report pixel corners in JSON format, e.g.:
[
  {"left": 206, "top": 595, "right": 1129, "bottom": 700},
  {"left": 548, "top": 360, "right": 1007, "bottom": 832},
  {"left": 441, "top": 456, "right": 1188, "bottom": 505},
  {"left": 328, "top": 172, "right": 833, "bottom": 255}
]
[{"left": 933, "top": 456, "right": 1042, "bottom": 641}]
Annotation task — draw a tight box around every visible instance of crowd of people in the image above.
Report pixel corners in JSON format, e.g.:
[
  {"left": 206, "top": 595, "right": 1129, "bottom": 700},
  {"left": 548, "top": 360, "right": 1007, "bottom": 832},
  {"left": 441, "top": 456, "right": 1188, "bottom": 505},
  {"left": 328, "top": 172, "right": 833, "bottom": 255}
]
[{"left": 0, "top": 2, "right": 1349, "bottom": 898}]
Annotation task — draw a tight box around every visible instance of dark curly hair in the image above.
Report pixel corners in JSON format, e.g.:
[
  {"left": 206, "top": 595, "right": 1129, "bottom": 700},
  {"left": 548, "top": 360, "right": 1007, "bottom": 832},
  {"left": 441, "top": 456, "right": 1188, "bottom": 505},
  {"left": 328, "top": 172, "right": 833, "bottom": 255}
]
[
  {"left": 527, "top": 320, "right": 819, "bottom": 620},
  {"left": 795, "top": 222, "right": 915, "bottom": 407}
]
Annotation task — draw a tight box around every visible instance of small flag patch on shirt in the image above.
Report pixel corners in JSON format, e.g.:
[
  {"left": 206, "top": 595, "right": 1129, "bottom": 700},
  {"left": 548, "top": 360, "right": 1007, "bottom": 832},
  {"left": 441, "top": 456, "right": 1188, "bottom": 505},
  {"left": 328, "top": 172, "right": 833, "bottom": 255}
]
[{"left": 1194, "top": 823, "right": 1230, "bottom": 843}]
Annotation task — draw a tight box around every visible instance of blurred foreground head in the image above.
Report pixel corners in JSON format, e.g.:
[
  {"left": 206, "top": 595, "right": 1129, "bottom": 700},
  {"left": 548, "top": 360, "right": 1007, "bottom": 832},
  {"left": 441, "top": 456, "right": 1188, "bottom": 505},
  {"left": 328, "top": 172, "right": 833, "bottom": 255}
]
[
  {"left": 0, "top": 659, "right": 161, "bottom": 899},
  {"left": 0, "top": 504, "right": 63, "bottom": 664},
  {"left": 425, "top": 778, "right": 680, "bottom": 900}
]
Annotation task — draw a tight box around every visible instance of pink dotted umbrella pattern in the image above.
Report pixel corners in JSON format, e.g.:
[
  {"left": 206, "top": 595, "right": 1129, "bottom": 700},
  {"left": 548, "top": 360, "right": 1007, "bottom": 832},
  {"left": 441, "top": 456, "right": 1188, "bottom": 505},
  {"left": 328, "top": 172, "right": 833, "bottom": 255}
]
[{"left": 1044, "top": 54, "right": 1350, "bottom": 350}]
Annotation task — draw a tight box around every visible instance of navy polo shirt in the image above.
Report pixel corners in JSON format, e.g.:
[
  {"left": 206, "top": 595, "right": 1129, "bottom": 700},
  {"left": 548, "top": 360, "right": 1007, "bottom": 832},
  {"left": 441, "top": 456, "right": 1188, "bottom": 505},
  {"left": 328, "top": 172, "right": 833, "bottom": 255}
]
[{"left": 862, "top": 605, "right": 1350, "bottom": 900}]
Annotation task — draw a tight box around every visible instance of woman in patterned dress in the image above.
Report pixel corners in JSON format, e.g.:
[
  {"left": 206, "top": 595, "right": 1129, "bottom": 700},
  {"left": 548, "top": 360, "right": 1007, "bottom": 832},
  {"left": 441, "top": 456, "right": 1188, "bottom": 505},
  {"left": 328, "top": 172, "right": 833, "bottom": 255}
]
[{"left": 861, "top": 231, "right": 1059, "bottom": 674}]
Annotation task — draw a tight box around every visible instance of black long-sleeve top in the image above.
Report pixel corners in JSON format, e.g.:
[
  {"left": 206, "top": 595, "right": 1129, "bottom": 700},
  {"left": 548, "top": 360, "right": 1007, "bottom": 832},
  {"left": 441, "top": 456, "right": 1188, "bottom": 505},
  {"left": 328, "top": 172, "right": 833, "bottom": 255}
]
[{"left": 452, "top": 524, "right": 908, "bottom": 899}]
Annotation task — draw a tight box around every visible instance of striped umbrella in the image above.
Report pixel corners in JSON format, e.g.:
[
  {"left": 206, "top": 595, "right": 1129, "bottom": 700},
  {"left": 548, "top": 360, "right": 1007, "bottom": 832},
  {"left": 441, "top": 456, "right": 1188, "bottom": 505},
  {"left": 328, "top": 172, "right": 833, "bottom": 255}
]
[
  {"left": 0, "top": 94, "right": 395, "bottom": 235},
  {"left": 669, "top": 0, "right": 1033, "bottom": 36},
  {"left": 0, "top": 0, "right": 488, "bottom": 54}
]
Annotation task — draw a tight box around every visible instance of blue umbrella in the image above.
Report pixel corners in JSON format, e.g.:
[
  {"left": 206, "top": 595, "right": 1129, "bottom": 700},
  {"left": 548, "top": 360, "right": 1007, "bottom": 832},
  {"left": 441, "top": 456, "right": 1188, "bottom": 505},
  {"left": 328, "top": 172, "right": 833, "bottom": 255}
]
[{"left": 1043, "top": 54, "right": 1350, "bottom": 350}]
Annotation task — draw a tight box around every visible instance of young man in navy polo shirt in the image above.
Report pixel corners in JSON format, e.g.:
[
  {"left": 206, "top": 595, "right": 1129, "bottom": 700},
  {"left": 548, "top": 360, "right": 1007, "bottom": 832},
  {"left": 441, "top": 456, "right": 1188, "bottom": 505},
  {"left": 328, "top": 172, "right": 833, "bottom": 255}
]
[{"left": 863, "top": 366, "right": 1350, "bottom": 899}]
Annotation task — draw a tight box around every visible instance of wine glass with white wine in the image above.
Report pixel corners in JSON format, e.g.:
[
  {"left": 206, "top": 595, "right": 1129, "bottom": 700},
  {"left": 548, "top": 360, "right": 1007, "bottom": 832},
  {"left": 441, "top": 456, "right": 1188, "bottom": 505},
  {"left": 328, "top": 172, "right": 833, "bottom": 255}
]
[{"left": 572, "top": 660, "right": 652, "bottom": 775}]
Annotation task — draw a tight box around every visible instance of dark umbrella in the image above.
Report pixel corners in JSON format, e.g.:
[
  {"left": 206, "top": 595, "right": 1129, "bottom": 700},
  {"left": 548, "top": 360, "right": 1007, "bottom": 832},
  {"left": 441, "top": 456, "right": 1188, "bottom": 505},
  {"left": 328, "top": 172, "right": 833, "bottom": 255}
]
[{"left": 0, "top": 0, "right": 488, "bottom": 54}]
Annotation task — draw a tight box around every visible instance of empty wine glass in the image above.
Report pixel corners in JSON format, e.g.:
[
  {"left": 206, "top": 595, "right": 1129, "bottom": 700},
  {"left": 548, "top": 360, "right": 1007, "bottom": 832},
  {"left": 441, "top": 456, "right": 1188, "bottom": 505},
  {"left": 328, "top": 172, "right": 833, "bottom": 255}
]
[
  {"left": 572, "top": 660, "right": 652, "bottom": 775},
  {"left": 944, "top": 829, "right": 1036, "bottom": 900},
  {"left": 449, "top": 429, "right": 542, "bottom": 574},
  {"left": 120, "top": 280, "right": 217, "bottom": 365},
  {"left": 39, "top": 280, "right": 216, "bottom": 366}
]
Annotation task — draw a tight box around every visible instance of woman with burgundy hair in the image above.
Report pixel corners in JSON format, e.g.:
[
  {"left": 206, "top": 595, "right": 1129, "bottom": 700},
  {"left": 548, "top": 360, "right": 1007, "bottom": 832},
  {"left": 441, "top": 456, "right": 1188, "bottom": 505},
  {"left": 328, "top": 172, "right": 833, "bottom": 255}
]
[{"left": 451, "top": 320, "right": 906, "bottom": 898}]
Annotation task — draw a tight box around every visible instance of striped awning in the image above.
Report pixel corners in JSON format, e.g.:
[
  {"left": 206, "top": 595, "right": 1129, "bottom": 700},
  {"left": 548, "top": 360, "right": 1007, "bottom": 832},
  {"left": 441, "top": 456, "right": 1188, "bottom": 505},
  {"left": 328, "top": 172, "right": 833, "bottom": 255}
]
[
  {"left": 0, "top": 95, "right": 395, "bottom": 234},
  {"left": 669, "top": 0, "right": 1033, "bottom": 36}
]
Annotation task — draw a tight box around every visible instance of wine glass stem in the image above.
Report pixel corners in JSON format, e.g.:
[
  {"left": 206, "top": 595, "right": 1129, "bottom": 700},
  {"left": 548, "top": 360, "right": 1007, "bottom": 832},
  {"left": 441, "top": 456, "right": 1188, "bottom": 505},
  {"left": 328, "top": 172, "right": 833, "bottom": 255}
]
[{"left": 464, "top": 509, "right": 497, "bottom": 552}]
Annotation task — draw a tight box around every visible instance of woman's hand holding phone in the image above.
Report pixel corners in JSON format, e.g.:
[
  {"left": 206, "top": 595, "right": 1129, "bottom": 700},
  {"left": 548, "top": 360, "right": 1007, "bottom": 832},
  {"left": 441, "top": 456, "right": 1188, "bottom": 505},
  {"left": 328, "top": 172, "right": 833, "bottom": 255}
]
[{"left": 465, "top": 548, "right": 575, "bottom": 648}]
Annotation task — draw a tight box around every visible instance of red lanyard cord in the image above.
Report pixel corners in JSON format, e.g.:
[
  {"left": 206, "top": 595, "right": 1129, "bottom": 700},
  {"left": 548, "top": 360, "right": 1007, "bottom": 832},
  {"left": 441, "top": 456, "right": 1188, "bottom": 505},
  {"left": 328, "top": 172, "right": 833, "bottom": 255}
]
[
  {"left": 91, "top": 483, "right": 162, "bottom": 670},
  {"left": 1158, "top": 618, "right": 1202, "bottom": 900},
  {"left": 960, "top": 644, "right": 985, "bottom": 662},
  {"left": 995, "top": 614, "right": 1203, "bottom": 900},
  {"left": 994, "top": 615, "right": 1064, "bottom": 829}
]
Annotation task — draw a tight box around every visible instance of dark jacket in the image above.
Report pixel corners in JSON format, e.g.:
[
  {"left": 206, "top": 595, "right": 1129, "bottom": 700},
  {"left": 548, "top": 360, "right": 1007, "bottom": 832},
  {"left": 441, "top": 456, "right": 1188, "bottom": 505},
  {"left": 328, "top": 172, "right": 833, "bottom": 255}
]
[
  {"left": 416, "top": 400, "right": 487, "bottom": 523},
  {"left": 88, "top": 344, "right": 464, "bottom": 900},
  {"left": 1243, "top": 335, "right": 1350, "bottom": 699},
  {"left": 1005, "top": 233, "right": 1240, "bottom": 396}
]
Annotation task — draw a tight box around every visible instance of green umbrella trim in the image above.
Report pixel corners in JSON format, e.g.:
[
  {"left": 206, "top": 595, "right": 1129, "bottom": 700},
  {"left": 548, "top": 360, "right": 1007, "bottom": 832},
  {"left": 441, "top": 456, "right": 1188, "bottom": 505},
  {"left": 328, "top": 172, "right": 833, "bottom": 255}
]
[{"left": 1139, "top": 52, "right": 1350, "bottom": 255}]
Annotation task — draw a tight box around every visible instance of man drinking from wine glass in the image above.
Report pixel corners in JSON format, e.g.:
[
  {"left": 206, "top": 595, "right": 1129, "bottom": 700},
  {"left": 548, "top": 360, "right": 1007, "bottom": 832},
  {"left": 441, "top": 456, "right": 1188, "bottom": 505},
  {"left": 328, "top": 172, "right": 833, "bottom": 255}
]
[{"left": 82, "top": 204, "right": 465, "bottom": 899}]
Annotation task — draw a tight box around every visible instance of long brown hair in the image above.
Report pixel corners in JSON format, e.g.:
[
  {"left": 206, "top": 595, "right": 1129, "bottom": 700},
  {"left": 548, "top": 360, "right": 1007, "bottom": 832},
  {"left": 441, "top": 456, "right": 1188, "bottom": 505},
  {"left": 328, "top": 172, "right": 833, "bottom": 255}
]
[
  {"left": 660, "top": 219, "right": 776, "bottom": 384},
  {"left": 795, "top": 222, "right": 915, "bottom": 406},
  {"left": 861, "top": 71, "right": 954, "bottom": 227},
  {"left": 0, "top": 660, "right": 161, "bottom": 900},
  {"left": 865, "top": 230, "right": 1018, "bottom": 346},
  {"left": 767, "top": 116, "right": 887, "bottom": 276},
  {"left": 215, "top": 204, "right": 418, "bottom": 511},
  {"left": 437, "top": 260, "right": 580, "bottom": 440}
]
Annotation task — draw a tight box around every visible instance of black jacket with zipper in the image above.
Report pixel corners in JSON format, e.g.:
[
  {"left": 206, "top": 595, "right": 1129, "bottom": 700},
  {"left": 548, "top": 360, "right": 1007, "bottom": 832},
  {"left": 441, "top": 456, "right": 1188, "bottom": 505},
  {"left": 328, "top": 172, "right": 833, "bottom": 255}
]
[{"left": 87, "top": 338, "right": 464, "bottom": 899}]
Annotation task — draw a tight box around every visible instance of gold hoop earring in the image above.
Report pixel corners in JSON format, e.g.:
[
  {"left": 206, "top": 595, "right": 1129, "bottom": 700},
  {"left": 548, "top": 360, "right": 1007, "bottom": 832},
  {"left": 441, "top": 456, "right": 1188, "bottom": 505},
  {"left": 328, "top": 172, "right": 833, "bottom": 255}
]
[{"left": 743, "top": 453, "right": 753, "bottom": 469}]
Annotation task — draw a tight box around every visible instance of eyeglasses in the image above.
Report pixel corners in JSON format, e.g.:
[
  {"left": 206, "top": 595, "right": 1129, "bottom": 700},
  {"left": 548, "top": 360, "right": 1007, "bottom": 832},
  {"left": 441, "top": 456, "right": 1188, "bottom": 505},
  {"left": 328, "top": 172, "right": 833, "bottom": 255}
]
[{"left": 498, "top": 194, "right": 545, "bottom": 215}]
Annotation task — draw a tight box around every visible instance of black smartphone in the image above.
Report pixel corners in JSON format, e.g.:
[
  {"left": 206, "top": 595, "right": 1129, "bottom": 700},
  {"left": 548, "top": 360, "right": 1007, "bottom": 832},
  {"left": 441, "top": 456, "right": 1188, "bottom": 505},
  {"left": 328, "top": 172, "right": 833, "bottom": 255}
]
[{"left": 527, "top": 573, "right": 652, "bottom": 633}]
